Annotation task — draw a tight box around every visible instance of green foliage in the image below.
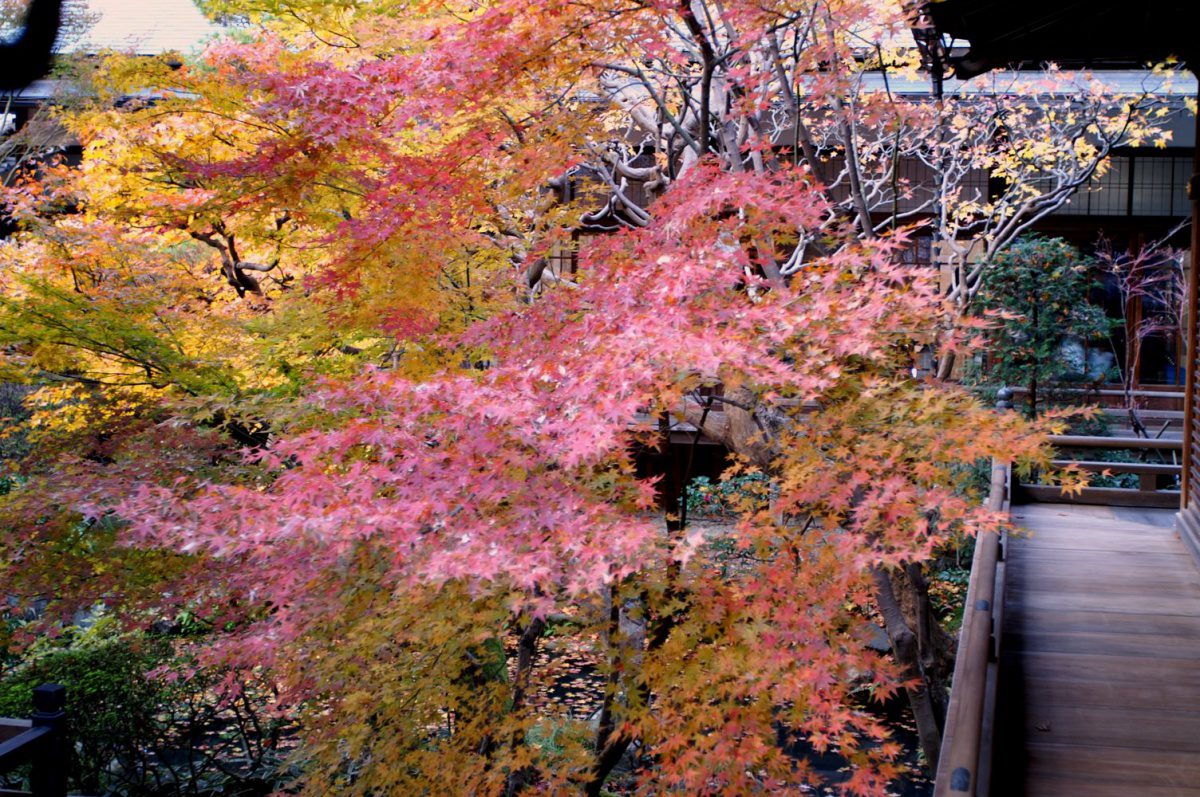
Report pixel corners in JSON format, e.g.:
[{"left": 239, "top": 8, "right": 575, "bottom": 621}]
[
  {"left": 0, "top": 620, "right": 169, "bottom": 794},
  {"left": 971, "top": 236, "right": 1115, "bottom": 416},
  {"left": 928, "top": 567, "right": 970, "bottom": 633},
  {"left": 0, "top": 383, "right": 32, "bottom": 464},
  {"left": 1078, "top": 449, "right": 1143, "bottom": 490},
  {"left": 477, "top": 636, "right": 509, "bottom": 683},
  {"left": 683, "top": 472, "right": 769, "bottom": 517},
  {"left": 525, "top": 718, "right": 591, "bottom": 757},
  {"left": 951, "top": 458, "right": 995, "bottom": 501},
  {"left": 0, "top": 620, "right": 290, "bottom": 797},
  {"left": 1064, "top": 409, "right": 1116, "bottom": 437}
]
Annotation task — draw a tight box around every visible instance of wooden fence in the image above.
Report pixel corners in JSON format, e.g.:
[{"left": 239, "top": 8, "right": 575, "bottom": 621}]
[
  {"left": 1019, "top": 434, "right": 1183, "bottom": 509},
  {"left": 932, "top": 456, "right": 1010, "bottom": 797},
  {"left": 934, "top": 390, "right": 1185, "bottom": 795},
  {"left": 0, "top": 684, "right": 67, "bottom": 797}
]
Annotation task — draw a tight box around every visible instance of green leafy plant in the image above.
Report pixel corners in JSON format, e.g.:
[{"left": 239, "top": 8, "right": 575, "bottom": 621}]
[
  {"left": 971, "top": 236, "right": 1115, "bottom": 417},
  {"left": 683, "top": 472, "right": 769, "bottom": 518},
  {"left": 928, "top": 567, "right": 971, "bottom": 633},
  {"left": 0, "top": 619, "right": 291, "bottom": 796}
]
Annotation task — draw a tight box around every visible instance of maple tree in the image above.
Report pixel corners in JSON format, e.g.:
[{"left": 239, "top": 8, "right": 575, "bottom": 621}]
[
  {"left": 1095, "top": 232, "right": 1188, "bottom": 434},
  {"left": 0, "top": 0, "right": 1133, "bottom": 793}
]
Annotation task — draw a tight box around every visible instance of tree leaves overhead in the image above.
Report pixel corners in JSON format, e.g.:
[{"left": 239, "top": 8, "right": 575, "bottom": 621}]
[{"left": 0, "top": 0, "right": 1138, "bottom": 794}]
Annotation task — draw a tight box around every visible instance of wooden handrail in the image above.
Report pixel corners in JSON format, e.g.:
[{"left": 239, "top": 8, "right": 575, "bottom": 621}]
[
  {"left": 1050, "top": 459, "right": 1181, "bottom": 475},
  {"left": 1021, "top": 435, "right": 1185, "bottom": 508},
  {"left": 1016, "top": 387, "right": 1184, "bottom": 400},
  {"left": 0, "top": 726, "right": 50, "bottom": 770},
  {"left": 969, "top": 386, "right": 1185, "bottom": 401},
  {"left": 1046, "top": 435, "right": 1182, "bottom": 450},
  {"left": 934, "top": 458, "right": 1009, "bottom": 797}
]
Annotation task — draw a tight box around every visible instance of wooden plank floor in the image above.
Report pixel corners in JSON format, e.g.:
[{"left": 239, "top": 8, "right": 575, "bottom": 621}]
[{"left": 991, "top": 503, "right": 1200, "bottom": 796}]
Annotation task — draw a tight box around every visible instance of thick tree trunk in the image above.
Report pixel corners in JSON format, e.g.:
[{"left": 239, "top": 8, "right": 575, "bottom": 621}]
[
  {"left": 936, "top": 350, "right": 956, "bottom": 382},
  {"left": 896, "top": 563, "right": 954, "bottom": 724},
  {"left": 593, "top": 586, "right": 623, "bottom": 756},
  {"left": 891, "top": 565, "right": 956, "bottom": 678},
  {"left": 681, "top": 386, "right": 779, "bottom": 469},
  {"left": 503, "top": 616, "right": 547, "bottom": 796},
  {"left": 871, "top": 565, "right": 943, "bottom": 770},
  {"left": 586, "top": 592, "right": 649, "bottom": 797}
]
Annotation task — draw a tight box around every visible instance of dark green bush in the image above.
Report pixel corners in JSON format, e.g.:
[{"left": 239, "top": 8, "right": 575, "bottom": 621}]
[
  {"left": 0, "top": 620, "right": 290, "bottom": 796},
  {"left": 0, "top": 622, "right": 166, "bottom": 794},
  {"left": 683, "top": 472, "right": 769, "bottom": 517}
]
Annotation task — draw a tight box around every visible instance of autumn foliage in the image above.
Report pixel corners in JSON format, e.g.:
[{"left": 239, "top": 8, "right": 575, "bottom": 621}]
[{"left": 0, "top": 0, "right": 1146, "bottom": 794}]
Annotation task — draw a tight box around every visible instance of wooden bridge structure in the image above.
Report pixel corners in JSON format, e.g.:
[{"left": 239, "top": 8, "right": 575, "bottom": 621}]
[
  {"left": 992, "top": 503, "right": 1200, "bottom": 796},
  {"left": 933, "top": 424, "right": 1200, "bottom": 797},
  {"left": 918, "top": 3, "right": 1200, "bottom": 792}
]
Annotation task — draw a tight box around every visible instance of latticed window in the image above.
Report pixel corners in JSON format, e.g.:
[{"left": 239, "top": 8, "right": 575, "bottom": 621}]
[
  {"left": 1055, "top": 154, "right": 1192, "bottom": 217},
  {"left": 900, "top": 235, "right": 934, "bottom": 266},
  {"left": 545, "top": 234, "right": 579, "bottom": 278}
]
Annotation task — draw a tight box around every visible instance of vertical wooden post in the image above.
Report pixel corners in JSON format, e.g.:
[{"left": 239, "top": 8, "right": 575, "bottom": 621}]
[
  {"left": 658, "top": 414, "right": 683, "bottom": 532},
  {"left": 1181, "top": 79, "right": 1199, "bottom": 510},
  {"left": 30, "top": 684, "right": 66, "bottom": 797},
  {"left": 1175, "top": 62, "right": 1200, "bottom": 566}
]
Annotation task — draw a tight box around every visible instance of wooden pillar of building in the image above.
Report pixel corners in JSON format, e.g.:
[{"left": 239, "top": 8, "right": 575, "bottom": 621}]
[{"left": 1177, "top": 71, "right": 1200, "bottom": 562}]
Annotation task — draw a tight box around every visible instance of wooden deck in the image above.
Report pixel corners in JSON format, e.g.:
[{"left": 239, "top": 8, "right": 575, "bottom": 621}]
[{"left": 992, "top": 503, "right": 1200, "bottom": 796}]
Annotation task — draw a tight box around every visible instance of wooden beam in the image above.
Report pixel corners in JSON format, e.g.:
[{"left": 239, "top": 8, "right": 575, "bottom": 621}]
[
  {"left": 0, "top": 726, "right": 49, "bottom": 770},
  {"left": 1019, "top": 485, "right": 1181, "bottom": 509},
  {"left": 0, "top": 720, "right": 30, "bottom": 745},
  {"left": 1181, "top": 80, "right": 1200, "bottom": 508},
  {"left": 1050, "top": 460, "right": 1181, "bottom": 475},
  {"left": 1047, "top": 435, "right": 1182, "bottom": 450}
]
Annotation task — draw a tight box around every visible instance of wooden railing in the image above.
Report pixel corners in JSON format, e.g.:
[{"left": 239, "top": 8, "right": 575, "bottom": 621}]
[
  {"left": 0, "top": 684, "right": 67, "bottom": 797},
  {"left": 933, "top": 456, "right": 1010, "bottom": 797},
  {"left": 1018, "top": 435, "right": 1183, "bottom": 509},
  {"left": 967, "top": 385, "right": 1186, "bottom": 433},
  {"left": 1004, "top": 387, "right": 1185, "bottom": 402},
  {"left": 934, "top": 397, "right": 1188, "bottom": 795}
]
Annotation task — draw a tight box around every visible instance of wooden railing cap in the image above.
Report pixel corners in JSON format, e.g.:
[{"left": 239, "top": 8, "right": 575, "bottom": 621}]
[{"left": 32, "top": 684, "right": 64, "bottom": 715}]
